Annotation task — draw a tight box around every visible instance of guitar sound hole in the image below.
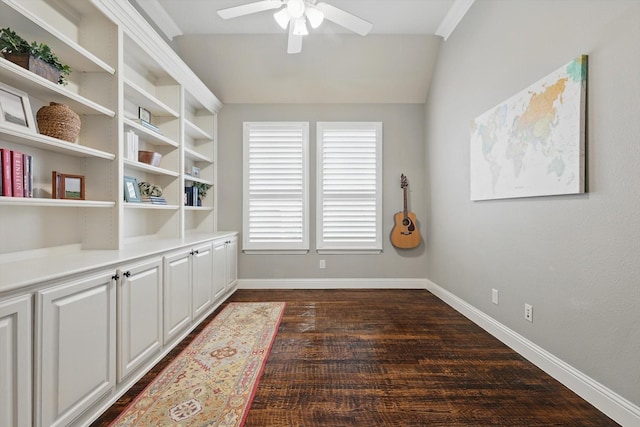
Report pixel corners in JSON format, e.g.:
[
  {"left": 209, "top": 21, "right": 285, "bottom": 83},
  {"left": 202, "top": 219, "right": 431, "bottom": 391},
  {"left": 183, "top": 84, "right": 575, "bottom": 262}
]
[{"left": 402, "top": 218, "right": 410, "bottom": 226}]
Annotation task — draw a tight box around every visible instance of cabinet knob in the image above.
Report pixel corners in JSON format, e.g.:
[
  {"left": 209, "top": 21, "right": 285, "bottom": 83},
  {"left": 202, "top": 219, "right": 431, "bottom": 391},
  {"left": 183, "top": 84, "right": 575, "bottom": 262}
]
[
  {"left": 123, "top": 271, "right": 131, "bottom": 277},
  {"left": 111, "top": 273, "right": 120, "bottom": 281}
]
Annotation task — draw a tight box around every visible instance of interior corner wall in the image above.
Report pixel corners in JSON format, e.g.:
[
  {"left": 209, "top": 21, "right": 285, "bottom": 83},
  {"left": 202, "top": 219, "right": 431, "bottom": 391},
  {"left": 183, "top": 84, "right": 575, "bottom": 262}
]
[
  {"left": 217, "top": 103, "right": 427, "bottom": 281},
  {"left": 424, "top": 0, "right": 640, "bottom": 408}
]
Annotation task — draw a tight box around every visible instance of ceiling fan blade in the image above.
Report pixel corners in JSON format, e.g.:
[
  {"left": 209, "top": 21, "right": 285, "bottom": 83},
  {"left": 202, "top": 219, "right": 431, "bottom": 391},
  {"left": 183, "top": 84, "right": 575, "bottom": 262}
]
[
  {"left": 316, "top": 2, "right": 373, "bottom": 36},
  {"left": 217, "top": 0, "right": 283, "bottom": 19},
  {"left": 288, "top": 22, "right": 303, "bottom": 54}
]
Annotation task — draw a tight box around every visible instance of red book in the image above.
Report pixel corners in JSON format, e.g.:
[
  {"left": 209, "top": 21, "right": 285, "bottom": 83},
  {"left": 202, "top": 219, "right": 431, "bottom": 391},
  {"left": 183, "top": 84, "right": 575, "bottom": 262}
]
[
  {"left": 12, "top": 150, "right": 24, "bottom": 197},
  {"left": 0, "top": 148, "right": 12, "bottom": 197}
]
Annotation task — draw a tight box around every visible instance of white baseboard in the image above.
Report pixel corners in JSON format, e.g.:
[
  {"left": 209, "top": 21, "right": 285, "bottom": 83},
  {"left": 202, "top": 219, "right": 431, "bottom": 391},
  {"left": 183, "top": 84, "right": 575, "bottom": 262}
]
[
  {"left": 238, "top": 278, "right": 429, "bottom": 289},
  {"left": 426, "top": 279, "right": 640, "bottom": 427}
]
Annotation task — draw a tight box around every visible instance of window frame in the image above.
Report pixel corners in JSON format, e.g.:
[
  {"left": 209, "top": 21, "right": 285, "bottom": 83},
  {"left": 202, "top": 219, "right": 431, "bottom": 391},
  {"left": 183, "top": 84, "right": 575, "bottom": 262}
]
[
  {"left": 316, "top": 121, "right": 383, "bottom": 254},
  {"left": 242, "top": 121, "right": 310, "bottom": 254}
]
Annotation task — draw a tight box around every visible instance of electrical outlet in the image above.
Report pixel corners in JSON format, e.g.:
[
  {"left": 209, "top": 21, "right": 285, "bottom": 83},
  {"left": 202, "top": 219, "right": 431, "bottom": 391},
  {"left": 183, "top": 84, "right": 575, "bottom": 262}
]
[
  {"left": 492, "top": 289, "right": 499, "bottom": 305},
  {"left": 319, "top": 259, "right": 326, "bottom": 269},
  {"left": 524, "top": 304, "right": 533, "bottom": 322}
]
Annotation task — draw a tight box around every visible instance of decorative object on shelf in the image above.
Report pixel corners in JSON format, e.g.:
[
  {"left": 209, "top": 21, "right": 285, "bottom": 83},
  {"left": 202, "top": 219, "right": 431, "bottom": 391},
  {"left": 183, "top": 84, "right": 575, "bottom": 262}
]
[
  {"left": 0, "top": 82, "right": 37, "bottom": 133},
  {"left": 36, "top": 102, "right": 81, "bottom": 143},
  {"left": 0, "top": 27, "right": 71, "bottom": 85},
  {"left": 192, "top": 182, "right": 211, "bottom": 199},
  {"left": 138, "top": 106, "right": 151, "bottom": 124},
  {"left": 137, "top": 106, "right": 164, "bottom": 134},
  {"left": 191, "top": 182, "right": 212, "bottom": 206},
  {"left": 190, "top": 166, "right": 200, "bottom": 178},
  {"left": 52, "top": 171, "right": 85, "bottom": 200},
  {"left": 138, "top": 150, "right": 162, "bottom": 167},
  {"left": 138, "top": 181, "right": 163, "bottom": 197},
  {"left": 124, "top": 176, "right": 142, "bottom": 202}
]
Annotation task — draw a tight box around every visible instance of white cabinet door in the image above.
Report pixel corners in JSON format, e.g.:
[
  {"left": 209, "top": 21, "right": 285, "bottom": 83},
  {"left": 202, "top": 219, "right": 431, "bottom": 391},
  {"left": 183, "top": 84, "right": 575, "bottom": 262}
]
[
  {"left": 163, "top": 250, "right": 192, "bottom": 344},
  {"left": 35, "top": 271, "right": 116, "bottom": 427},
  {"left": 117, "top": 258, "right": 163, "bottom": 382},
  {"left": 191, "top": 243, "right": 213, "bottom": 320},
  {"left": 212, "top": 239, "right": 227, "bottom": 299},
  {"left": 0, "top": 295, "right": 32, "bottom": 427},
  {"left": 225, "top": 237, "right": 238, "bottom": 291}
]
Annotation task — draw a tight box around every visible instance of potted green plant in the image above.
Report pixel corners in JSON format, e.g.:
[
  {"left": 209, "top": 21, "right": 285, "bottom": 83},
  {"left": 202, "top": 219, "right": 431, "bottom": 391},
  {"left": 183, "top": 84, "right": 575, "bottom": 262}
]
[
  {"left": 0, "top": 27, "right": 71, "bottom": 85},
  {"left": 192, "top": 182, "right": 212, "bottom": 206}
]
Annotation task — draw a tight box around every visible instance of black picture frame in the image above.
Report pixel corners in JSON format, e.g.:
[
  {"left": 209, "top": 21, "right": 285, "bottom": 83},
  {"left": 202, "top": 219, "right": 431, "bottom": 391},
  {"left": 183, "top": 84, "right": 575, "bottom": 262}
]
[{"left": 138, "top": 106, "right": 151, "bottom": 124}]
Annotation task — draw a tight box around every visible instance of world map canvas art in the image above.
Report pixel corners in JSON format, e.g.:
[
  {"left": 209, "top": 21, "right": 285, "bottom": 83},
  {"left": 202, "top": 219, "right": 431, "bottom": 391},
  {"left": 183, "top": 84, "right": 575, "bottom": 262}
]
[{"left": 470, "top": 55, "right": 587, "bottom": 200}]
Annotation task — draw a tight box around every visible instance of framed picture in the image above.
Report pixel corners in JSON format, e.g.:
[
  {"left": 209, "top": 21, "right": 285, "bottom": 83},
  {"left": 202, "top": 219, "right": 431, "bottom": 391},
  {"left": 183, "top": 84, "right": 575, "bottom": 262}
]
[
  {"left": 52, "top": 171, "right": 85, "bottom": 200},
  {"left": 0, "top": 82, "right": 36, "bottom": 133},
  {"left": 191, "top": 166, "right": 200, "bottom": 178},
  {"left": 138, "top": 107, "right": 151, "bottom": 124},
  {"left": 124, "top": 175, "right": 141, "bottom": 202}
]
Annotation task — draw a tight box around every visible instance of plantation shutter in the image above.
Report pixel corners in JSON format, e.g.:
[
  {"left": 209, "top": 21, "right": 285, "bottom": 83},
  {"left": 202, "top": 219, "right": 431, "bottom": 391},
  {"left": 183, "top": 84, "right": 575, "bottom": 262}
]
[
  {"left": 243, "top": 122, "right": 309, "bottom": 253},
  {"left": 317, "top": 122, "right": 383, "bottom": 253}
]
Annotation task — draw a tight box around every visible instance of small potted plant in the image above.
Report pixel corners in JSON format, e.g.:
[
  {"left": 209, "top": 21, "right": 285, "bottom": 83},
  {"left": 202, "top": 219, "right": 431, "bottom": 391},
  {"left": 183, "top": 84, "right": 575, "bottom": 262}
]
[
  {"left": 0, "top": 27, "right": 71, "bottom": 85},
  {"left": 192, "top": 182, "right": 212, "bottom": 206}
]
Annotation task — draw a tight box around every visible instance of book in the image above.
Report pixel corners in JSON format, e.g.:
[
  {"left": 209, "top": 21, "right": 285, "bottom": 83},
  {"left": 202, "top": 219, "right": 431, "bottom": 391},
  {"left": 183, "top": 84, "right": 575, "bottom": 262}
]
[
  {"left": 23, "top": 153, "right": 32, "bottom": 197},
  {"left": 11, "top": 150, "right": 24, "bottom": 197},
  {"left": 184, "top": 186, "right": 198, "bottom": 206},
  {"left": 141, "top": 195, "right": 167, "bottom": 205},
  {"left": 125, "top": 130, "right": 139, "bottom": 161},
  {"left": 0, "top": 148, "right": 11, "bottom": 196},
  {"left": 139, "top": 119, "right": 162, "bottom": 134}
]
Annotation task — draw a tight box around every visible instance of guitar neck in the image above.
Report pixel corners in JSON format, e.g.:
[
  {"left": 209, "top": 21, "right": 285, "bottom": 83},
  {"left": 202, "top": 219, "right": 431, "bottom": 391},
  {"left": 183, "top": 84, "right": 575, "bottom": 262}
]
[{"left": 403, "top": 187, "right": 408, "bottom": 217}]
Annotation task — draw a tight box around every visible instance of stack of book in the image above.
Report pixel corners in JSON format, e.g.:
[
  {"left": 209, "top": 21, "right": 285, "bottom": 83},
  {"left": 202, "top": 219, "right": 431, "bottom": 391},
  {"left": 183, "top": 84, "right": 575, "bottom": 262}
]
[
  {"left": 124, "top": 130, "right": 139, "bottom": 161},
  {"left": 141, "top": 195, "right": 167, "bottom": 205},
  {"left": 1, "top": 147, "right": 33, "bottom": 198},
  {"left": 184, "top": 186, "right": 199, "bottom": 206},
  {"left": 139, "top": 119, "right": 162, "bottom": 134}
]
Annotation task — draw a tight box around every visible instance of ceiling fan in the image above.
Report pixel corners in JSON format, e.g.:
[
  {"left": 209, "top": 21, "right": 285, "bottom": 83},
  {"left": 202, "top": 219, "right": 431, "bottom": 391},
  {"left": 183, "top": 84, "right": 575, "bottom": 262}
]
[{"left": 217, "top": 0, "right": 373, "bottom": 54}]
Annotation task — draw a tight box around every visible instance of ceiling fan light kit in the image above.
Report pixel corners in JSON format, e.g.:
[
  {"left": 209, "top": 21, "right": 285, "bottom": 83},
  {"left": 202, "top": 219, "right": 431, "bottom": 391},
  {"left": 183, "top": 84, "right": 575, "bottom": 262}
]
[
  {"left": 217, "top": 0, "right": 373, "bottom": 54},
  {"left": 286, "top": 0, "right": 305, "bottom": 18}
]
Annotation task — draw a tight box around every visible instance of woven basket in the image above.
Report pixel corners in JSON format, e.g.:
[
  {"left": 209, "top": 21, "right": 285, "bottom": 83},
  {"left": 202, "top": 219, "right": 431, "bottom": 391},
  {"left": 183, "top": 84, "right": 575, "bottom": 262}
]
[{"left": 36, "top": 102, "right": 81, "bottom": 143}]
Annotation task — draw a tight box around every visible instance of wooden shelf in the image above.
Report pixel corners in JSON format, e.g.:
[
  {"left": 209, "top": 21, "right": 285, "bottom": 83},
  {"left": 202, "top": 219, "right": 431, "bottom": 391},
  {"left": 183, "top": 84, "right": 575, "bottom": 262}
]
[
  {"left": 184, "top": 147, "right": 212, "bottom": 163},
  {"left": 0, "top": 197, "right": 115, "bottom": 208},
  {"left": 124, "top": 118, "right": 179, "bottom": 147},
  {"left": 0, "top": 59, "right": 115, "bottom": 117},
  {"left": 0, "top": 1, "right": 115, "bottom": 74},
  {"left": 124, "top": 203, "right": 179, "bottom": 210},
  {"left": 0, "top": 126, "right": 115, "bottom": 160},
  {"left": 185, "top": 119, "right": 213, "bottom": 141},
  {"left": 184, "top": 175, "right": 213, "bottom": 186},
  {"left": 123, "top": 78, "right": 179, "bottom": 118},
  {"left": 123, "top": 159, "right": 179, "bottom": 177}
]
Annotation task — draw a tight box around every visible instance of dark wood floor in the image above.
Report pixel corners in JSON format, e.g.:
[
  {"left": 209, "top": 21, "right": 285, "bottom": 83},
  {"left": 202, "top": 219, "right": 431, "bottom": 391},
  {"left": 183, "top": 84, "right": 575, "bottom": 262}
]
[{"left": 92, "top": 289, "right": 618, "bottom": 426}]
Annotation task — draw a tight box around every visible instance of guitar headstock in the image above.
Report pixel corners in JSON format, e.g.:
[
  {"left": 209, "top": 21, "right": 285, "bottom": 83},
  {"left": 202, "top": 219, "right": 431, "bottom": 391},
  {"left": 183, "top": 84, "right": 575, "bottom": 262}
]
[{"left": 400, "top": 174, "right": 407, "bottom": 189}]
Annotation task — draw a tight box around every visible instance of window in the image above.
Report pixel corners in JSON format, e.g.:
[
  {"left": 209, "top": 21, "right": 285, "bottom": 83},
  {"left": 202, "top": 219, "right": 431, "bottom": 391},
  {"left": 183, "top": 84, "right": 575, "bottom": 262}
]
[
  {"left": 316, "top": 122, "right": 383, "bottom": 253},
  {"left": 243, "top": 122, "right": 309, "bottom": 253}
]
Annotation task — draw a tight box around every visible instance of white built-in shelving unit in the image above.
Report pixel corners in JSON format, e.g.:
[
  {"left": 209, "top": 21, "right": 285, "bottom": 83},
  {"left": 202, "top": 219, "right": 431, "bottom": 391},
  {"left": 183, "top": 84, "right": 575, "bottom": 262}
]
[
  {"left": 0, "top": 0, "right": 223, "bottom": 257},
  {"left": 0, "top": 1, "right": 234, "bottom": 426}
]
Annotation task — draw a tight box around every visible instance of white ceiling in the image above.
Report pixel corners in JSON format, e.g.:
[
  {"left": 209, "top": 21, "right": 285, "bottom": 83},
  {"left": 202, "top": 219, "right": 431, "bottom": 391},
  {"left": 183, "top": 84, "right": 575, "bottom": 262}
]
[{"left": 131, "top": 0, "right": 475, "bottom": 103}]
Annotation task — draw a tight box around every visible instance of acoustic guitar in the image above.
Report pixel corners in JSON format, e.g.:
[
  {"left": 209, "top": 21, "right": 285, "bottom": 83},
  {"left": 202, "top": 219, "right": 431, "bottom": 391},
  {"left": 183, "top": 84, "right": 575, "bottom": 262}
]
[{"left": 390, "top": 174, "right": 421, "bottom": 249}]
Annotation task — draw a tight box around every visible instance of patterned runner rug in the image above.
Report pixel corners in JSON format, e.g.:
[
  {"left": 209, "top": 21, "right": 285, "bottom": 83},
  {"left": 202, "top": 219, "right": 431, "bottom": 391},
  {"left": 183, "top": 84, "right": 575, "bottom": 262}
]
[{"left": 110, "top": 302, "right": 286, "bottom": 426}]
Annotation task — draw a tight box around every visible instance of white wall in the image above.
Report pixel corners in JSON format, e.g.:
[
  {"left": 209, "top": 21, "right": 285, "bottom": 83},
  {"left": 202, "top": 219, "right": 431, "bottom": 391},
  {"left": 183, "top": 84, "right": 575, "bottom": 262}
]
[
  {"left": 218, "top": 103, "right": 428, "bottom": 281},
  {"left": 425, "top": 0, "right": 640, "bottom": 410}
]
